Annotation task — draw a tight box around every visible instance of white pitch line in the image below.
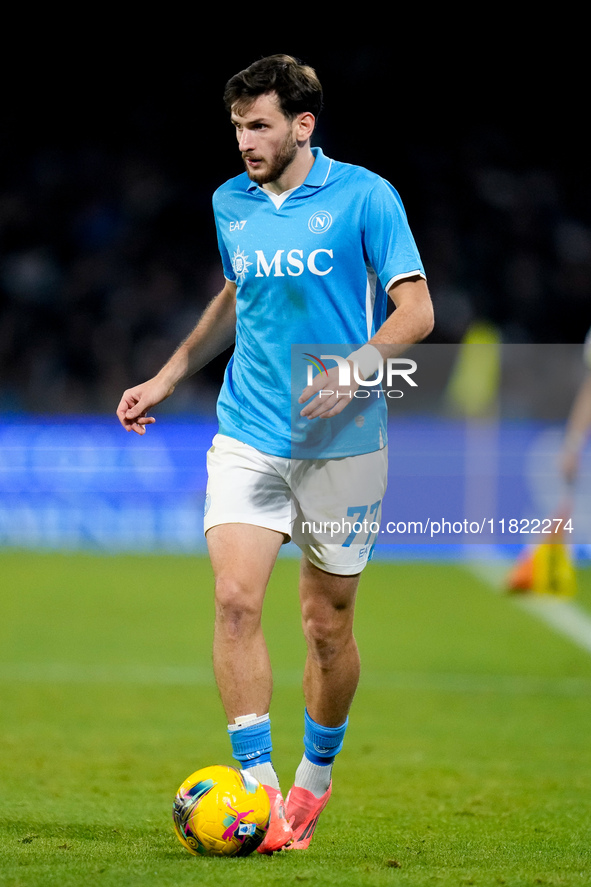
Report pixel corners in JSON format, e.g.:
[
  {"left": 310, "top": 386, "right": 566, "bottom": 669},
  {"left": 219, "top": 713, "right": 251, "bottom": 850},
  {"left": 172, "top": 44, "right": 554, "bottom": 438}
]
[{"left": 466, "top": 558, "right": 591, "bottom": 656}]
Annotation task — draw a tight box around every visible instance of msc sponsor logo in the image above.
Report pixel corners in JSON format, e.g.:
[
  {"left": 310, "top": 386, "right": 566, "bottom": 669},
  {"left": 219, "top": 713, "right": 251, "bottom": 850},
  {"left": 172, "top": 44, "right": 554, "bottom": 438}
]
[
  {"left": 231, "top": 247, "right": 253, "bottom": 281},
  {"left": 232, "top": 247, "right": 335, "bottom": 280},
  {"left": 255, "top": 248, "right": 333, "bottom": 277}
]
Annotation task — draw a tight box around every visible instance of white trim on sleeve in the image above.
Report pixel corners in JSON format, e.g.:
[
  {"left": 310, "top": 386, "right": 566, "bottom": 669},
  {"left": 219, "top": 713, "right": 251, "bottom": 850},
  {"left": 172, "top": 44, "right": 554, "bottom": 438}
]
[{"left": 385, "top": 270, "right": 426, "bottom": 292}]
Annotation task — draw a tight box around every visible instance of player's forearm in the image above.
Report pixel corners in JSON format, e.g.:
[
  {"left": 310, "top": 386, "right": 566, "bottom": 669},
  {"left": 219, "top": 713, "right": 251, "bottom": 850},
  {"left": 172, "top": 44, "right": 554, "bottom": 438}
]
[
  {"left": 156, "top": 282, "right": 237, "bottom": 389},
  {"left": 346, "top": 277, "right": 433, "bottom": 380},
  {"left": 376, "top": 276, "right": 433, "bottom": 348},
  {"left": 370, "top": 297, "right": 434, "bottom": 353}
]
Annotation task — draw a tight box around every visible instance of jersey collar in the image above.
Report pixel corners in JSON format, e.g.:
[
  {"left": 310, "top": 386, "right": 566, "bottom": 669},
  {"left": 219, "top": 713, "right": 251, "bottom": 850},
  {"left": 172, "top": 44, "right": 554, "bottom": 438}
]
[
  {"left": 246, "top": 147, "right": 332, "bottom": 195},
  {"left": 301, "top": 147, "right": 332, "bottom": 189}
]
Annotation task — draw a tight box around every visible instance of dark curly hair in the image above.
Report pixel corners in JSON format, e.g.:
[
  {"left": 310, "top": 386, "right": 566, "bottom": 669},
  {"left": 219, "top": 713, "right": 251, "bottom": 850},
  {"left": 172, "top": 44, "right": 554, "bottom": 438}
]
[{"left": 223, "top": 54, "right": 323, "bottom": 121}]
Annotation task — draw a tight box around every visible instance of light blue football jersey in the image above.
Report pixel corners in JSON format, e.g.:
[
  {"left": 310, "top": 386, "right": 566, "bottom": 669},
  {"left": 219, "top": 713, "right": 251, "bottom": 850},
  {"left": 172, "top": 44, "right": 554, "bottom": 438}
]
[{"left": 212, "top": 147, "right": 425, "bottom": 458}]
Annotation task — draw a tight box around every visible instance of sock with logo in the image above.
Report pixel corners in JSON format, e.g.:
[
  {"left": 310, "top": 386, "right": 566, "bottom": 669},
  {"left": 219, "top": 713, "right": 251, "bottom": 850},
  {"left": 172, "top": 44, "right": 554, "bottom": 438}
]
[
  {"left": 227, "top": 713, "right": 280, "bottom": 790},
  {"left": 294, "top": 708, "right": 348, "bottom": 798}
]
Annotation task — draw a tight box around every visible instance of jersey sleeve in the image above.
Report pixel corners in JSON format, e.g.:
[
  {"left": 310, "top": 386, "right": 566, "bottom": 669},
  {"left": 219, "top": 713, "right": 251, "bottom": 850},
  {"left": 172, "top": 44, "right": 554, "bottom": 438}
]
[
  {"left": 361, "top": 178, "right": 425, "bottom": 291},
  {"left": 213, "top": 193, "right": 237, "bottom": 283}
]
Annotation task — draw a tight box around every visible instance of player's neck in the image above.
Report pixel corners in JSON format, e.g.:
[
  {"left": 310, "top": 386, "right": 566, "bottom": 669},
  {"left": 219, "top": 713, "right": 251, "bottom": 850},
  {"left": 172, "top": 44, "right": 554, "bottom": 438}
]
[{"left": 262, "top": 146, "right": 315, "bottom": 196}]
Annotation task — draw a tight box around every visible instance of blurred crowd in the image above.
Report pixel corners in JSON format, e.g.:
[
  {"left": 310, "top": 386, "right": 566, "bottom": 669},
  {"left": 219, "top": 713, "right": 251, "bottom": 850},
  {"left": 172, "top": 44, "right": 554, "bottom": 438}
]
[
  {"left": 1, "top": 56, "right": 590, "bottom": 416},
  {"left": 0, "top": 139, "right": 229, "bottom": 415}
]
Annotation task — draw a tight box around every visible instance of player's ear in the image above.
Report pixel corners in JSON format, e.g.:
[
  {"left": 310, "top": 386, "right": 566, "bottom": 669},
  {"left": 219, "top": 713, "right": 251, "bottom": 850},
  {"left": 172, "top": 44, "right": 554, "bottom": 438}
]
[{"left": 295, "top": 112, "right": 315, "bottom": 143}]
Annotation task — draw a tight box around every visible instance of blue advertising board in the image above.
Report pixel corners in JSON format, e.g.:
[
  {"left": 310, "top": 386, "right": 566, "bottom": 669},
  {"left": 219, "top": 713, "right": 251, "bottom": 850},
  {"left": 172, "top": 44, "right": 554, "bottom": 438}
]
[{"left": 0, "top": 415, "right": 589, "bottom": 557}]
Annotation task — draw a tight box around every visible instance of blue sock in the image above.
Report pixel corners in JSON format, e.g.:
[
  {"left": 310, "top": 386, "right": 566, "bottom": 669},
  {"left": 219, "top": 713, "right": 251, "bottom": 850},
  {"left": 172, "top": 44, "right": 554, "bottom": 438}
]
[
  {"left": 227, "top": 714, "right": 273, "bottom": 767},
  {"left": 303, "top": 708, "right": 348, "bottom": 766}
]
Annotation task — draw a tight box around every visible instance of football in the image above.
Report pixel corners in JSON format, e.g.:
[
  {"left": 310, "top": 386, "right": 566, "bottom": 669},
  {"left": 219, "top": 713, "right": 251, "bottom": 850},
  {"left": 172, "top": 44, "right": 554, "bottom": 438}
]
[{"left": 172, "top": 765, "right": 271, "bottom": 857}]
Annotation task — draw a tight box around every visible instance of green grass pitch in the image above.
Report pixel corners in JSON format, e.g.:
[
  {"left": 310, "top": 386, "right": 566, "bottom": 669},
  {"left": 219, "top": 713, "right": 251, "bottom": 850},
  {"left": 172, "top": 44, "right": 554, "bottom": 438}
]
[{"left": 1, "top": 550, "right": 591, "bottom": 886}]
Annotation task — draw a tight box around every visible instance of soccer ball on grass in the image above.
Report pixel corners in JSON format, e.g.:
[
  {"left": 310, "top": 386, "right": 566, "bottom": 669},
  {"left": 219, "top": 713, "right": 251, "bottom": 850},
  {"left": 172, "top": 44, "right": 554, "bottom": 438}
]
[{"left": 173, "top": 764, "right": 270, "bottom": 857}]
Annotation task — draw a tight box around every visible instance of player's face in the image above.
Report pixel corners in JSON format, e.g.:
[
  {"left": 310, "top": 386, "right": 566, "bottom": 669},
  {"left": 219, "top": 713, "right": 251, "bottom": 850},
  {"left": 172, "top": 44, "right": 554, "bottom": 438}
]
[{"left": 231, "top": 93, "right": 299, "bottom": 187}]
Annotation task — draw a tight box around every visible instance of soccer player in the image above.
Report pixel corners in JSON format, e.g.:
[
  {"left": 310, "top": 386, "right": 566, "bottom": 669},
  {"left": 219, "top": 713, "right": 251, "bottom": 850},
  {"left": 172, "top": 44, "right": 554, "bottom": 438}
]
[
  {"left": 561, "top": 328, "right": 591, "bottom": 486},
  {"left": 117, "top": 54, "right": 434, "bottom": 852},
  {"left": 507, "top": 333, "right": 591, "bottom": 595}
]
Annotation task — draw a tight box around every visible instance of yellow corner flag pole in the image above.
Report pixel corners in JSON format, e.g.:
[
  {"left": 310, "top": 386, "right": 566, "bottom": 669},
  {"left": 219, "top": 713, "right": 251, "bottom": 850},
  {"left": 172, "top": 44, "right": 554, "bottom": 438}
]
[{"left": 444, "top": 321, "right": 501, "bottom": 419}]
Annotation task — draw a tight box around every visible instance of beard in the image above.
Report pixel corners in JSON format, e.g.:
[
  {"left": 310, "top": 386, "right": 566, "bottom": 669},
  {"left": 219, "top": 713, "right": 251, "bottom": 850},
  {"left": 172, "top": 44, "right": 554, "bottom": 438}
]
[{"left": 243, "top": 131, "right": 298, "bottom": 186}]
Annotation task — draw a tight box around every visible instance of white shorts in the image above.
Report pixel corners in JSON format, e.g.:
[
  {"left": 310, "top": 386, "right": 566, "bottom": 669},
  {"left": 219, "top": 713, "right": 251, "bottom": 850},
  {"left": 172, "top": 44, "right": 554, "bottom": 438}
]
[{"left": 204, "top": 433, "right": 388, "bottom": 575}]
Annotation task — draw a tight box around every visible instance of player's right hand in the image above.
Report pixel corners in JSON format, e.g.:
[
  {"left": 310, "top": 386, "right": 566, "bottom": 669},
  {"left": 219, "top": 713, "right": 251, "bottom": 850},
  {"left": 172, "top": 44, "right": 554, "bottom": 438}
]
[
  {"left": 298, "top": 362, "right": 359, "bottom": 420},
  {"left": 116, "top": 377, "right": 174, "bottom": 435}
]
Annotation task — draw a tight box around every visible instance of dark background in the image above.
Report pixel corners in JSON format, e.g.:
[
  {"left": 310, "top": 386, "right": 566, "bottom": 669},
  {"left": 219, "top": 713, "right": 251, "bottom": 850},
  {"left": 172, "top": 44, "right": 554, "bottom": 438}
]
[{"left": 1, "top": 30, "right": 589, "bottom": 415}]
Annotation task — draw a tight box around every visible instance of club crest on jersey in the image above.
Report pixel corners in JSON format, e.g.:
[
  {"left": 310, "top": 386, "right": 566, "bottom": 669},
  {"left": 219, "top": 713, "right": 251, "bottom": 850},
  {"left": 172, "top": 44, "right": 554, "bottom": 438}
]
[
  {"left": 308, "top": 211, "right": 332, "bottom": 233},
  {"left": 231, "top": 246, "right": 252, "bottom": 281}
]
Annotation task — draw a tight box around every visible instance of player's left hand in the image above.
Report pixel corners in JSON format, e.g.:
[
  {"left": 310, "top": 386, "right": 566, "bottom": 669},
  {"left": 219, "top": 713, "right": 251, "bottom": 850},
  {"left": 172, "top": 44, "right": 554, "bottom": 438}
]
[{"left": 298, "top": 363, "right": 359, "bottom": 419}]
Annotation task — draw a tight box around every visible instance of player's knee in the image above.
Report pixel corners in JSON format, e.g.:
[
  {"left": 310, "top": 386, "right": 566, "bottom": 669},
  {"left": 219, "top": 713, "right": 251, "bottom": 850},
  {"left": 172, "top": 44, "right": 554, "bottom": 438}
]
[
  {"left": 214, "top": 576, "right": 263, "bottom": 637},
  {"left": 301, "top": 607, "right": 353, "bottom": 666}
]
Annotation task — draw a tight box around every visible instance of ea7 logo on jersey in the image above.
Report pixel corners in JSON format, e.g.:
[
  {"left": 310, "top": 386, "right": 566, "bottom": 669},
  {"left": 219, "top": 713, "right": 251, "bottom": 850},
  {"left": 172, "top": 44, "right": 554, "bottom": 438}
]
[{"left": 230, "top": 220, "right": 247, "bottom": 231}]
